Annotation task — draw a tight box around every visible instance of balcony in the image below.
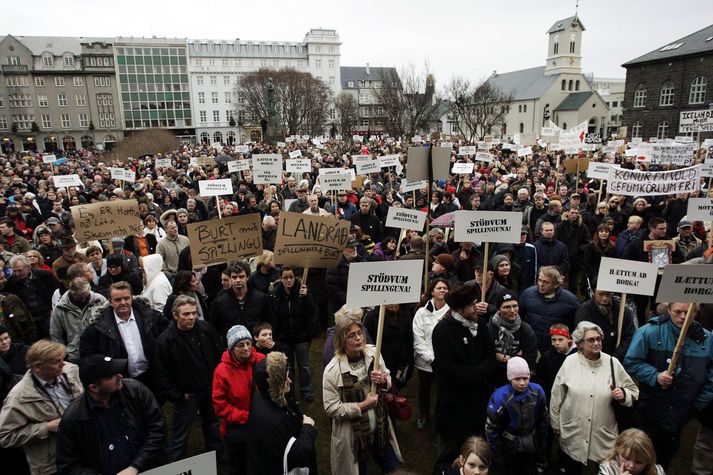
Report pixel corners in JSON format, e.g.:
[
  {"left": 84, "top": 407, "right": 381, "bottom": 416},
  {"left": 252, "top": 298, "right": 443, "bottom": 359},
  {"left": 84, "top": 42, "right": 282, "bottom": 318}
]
[{"left": 2, "top": 64, "right": 28, "bottom": 74}]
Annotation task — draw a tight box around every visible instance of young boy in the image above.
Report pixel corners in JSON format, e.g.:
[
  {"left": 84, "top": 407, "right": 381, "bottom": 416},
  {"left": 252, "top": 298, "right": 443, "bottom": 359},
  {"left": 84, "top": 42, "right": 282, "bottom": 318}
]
[
  {"left": 485, "top": 357, "right": 549, "bottom": 474},
  {"left": 252, "top": 322, "right": 285, "bottom": 355},
  {"left": 534, "top": 323, "right": 575, "bottom": 400}
]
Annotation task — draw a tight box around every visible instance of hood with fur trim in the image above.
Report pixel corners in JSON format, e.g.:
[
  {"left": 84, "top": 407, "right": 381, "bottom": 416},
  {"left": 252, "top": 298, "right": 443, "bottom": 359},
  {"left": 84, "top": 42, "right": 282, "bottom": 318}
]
[{"left": 253, "top": 351, "right": 289, "bottom": 408}]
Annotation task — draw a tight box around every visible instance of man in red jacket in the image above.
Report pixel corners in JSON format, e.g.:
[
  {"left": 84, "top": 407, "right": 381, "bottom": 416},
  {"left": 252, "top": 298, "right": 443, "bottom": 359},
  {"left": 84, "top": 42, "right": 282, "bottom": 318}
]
[{"left": 212, "top": 324, "right": 265, "bottom": 475}]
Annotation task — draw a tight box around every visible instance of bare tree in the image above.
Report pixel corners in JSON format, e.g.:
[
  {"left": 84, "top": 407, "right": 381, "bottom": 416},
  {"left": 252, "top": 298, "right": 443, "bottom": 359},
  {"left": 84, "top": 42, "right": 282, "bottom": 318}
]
[
  {"left": 445, "top": 77, "right": 512, "bottom": 142},
  {"left": 373, "top": 63, "right": 439, "bottom": 140},
  {"left": 333, "top": 92, "right": 358, "bottom": 138},
  {"left": 235, "top": 68, "right": 331, "bottom": 136}
]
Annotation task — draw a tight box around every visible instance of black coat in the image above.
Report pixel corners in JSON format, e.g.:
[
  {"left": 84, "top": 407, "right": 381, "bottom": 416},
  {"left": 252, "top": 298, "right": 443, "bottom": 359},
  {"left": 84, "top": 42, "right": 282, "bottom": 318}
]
[
  {"left": 124, "top": 234, "right": 158, "bottom": 256},
  {"left": 56, "top": 379, "right": 167, "bottom": 474},
  {"left": 486, "top": 319, "right": 538, "bottom": 388},
  {"left": 574, "top": 299, "right": 636, "bottom": 361},
  {"left": 210, "top": 287, "right": 270, "bottom": 338},
  {"left": 5, "top": 268, "right": 58, "bottom": 323},
  {"left": 325, "top": 257, "right": 362, "bottom": 312},
  {"left": 432, "top": 312, "right": 495, "bottom": 437},
  {"left": 363, "top": 306, "right": 414, "bottom": 387},
  {"left": 556, "top": 220, "right": 591, "bottom": 263},
  {"left": 350, "top": 212, "right": 383, "bottom": 243},
  {"left": 268, "top": 281, "right": 319, "bottom": 344},
  {"left": 154, "top": 320, "right": 222, "bottom": 403},
  {"left": 162, "top": 292, "right": 209, "bottom": 321},
  {"left": 533, "top": 237, "right": 569, "bottom": 276}
]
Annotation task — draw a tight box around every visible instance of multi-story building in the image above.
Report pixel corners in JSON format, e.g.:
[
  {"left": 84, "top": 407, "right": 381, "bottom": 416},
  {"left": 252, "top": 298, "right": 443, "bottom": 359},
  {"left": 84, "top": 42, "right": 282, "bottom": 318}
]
[
  {"left": 340, "top": 63, "right": 398, "bottom": 134},
  {"left": 592, "top": 77, "right": 626, "bottom": 137},
  {"left": 621, "top": 24, "right": 713, "bottom": 141},
  {"left": 188, "top": 28, "right": 341, "bottom": 144}
]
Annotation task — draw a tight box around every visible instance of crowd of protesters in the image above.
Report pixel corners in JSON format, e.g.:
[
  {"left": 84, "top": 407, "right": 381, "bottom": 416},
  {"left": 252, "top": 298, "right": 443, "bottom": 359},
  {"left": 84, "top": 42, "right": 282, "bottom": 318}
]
[{"left": 0, "top": 135, "right": 711, "bottom": 475}]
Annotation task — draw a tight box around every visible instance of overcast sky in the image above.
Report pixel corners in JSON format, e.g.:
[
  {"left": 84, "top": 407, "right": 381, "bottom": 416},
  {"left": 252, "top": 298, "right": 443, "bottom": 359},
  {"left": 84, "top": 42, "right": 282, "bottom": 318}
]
[{"left": 6, "top": 0, "right": 713, "bottom": 87}]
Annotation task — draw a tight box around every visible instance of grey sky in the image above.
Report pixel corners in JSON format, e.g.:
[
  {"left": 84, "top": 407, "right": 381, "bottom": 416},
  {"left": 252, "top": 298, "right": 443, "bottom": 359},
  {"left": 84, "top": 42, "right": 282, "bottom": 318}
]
[{"left": 6, "top": 0, "right": 712, "bottom": 86}]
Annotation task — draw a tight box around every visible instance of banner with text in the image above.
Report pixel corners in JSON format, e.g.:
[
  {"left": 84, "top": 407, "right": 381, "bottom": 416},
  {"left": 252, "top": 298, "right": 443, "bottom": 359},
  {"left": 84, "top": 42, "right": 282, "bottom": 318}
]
[
  {"left": 400, "top": 179, "right": 428, "bottom": 193},
  {"left": 346, "top": 260, "right": 424, "bottom": 308},
  {"left": 607, "top": 165, "right": 701, "bottom": 196},
  {"left": 650, "top": 142, "right": 696, "bottom": 166},
  {"left": 186, "top": 214, "right": 262, "bottom": 268},
  {"left": 273, "top": 212, "right": 351, "bottom": 268},
  {"left": 596, "top": 258, "right": 659, "bottom": 295},
  {"left": 454, "top": 211, "right": 522, "bottom": 243},
  {"left": 71, "top": 199, "right": 142, "bottom": 241}
]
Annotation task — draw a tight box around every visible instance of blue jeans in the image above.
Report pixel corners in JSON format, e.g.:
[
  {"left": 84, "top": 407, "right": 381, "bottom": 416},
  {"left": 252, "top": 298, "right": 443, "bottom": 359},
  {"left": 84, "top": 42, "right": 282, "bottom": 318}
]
[
  {"left": 285, "top": 341, "right": 313, "bottom": 399},
  {"left": 166, "top": 388, "right": 224, "bottom": 462}
]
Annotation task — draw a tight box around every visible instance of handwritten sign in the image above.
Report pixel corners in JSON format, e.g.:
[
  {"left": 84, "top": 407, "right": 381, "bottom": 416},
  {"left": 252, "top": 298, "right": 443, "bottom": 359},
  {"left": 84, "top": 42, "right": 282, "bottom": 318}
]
[
  {"left": 687, "top": 198, "right": 713, "bottom": 221},
  {"left": 454, "top": 210, "right": 522, "bottom": 244},
  {"left": 656, "top": 264, "right": 713, "bottom": 303},
  {"left": 346, "top": 260, "right": 424, "bottom": 307},
  {"left": 400, "top": 179, "right": 428, "bottom": 193},
  {"left": 53, "top": 174, "right": 83, "bottom": 188},
  {"left": 186, "top": 214, "right": 262, "bottom": 268},
  {"left": 379, "top": 154, "right": 400, "bottom": 168},
  {"left": 253, "top": 169, "right": 281, "bottom": 185},
  {"left": 355, "top": 159, "right": 380, "bottom": 175},
  {"left": 199, "top": 178, "right": 233, "bottom": 197},
  {"left": 288, "top": 150, "right": 302, "bottom": 159},
  {"left": 252, "top": 153, "right": 283, "bottom": 175},
  {"left": 42, "top": 154, "right": 57, "bottom": 164},
  {"left": 285, "top": 158, "right": 311, "bottom": 174},
  {"left": 71, "top": 199, "right": 142, "bottom": 241},
  {"left": 273, "top": 212, "right": 350, "bottom": 268},
  {"left": 596, "top": 258, "right": 659, "bottom": 296},
  {"left": 587, "top": 162, "right": 612, "bottom": 180},
  {"left": 607, "top": 165, "right": 701, "bottom": 196},
  {"left": 679, "top": 109, "right": 713, "bottom": 133},
  {"left": 650, "top": 142, "right": 696, "bottom": 166},
  {"left": 385, "top": 207, "right": 427, "bottom": 231},
  {"left": 451, "top": 162, "right": 475, "bottom": 174}
]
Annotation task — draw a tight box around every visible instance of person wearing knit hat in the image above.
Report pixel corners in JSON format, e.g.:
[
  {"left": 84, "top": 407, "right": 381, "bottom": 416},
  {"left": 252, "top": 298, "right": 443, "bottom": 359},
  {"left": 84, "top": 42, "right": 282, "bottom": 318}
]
[
  {"left": 485, "top": 356, "right": 549, "bottom": 474},
  {"left": 226, "top": 324, "right": 252, "bottom": 351},
  {"left": 431, "top": 253, "right": 458, "bottom": 287}
]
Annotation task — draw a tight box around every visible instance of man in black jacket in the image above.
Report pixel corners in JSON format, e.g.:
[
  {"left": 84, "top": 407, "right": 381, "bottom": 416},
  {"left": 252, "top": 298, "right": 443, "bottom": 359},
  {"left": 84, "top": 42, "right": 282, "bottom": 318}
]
[
  {"left": 574, "top": 288, "right": 636, "bottom": 361},
  {"left": 350, "top": 197, "right": 382, "bottom": 243},
  {"left": 556, "top": 207, "right": 590, "bottom": 294},
  {"left": 210, "top": 261, "right": 270, "bottom": 339},
  {"left": 6, "top": 254, "right": 59, "bottom": 338},
  {"left": 533, "top": 222, "right": 569, "bottom": 278},
  {"left": 56, "top": 354, "right": 166, "bottom": 475},
  {"left": 156, "top": 295, "right": 224, "bottom": 462}
]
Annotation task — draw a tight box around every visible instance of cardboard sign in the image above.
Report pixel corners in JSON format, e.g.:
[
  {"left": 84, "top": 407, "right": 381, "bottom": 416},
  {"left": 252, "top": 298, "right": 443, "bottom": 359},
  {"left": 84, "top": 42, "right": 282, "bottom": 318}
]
[
  {"left": 346, "top": 260, "right": 424, "bottom": 307},
  {"left": 431, "top": 147, "right": 452, "bottom": 180},
  {"left": 355, "top": 159, "right": 380, "bottom": 175},
  {"left": 379, "top": 154, "right": 400, "bottom": 168},
  {"left": 42, "top": 154, "right": 57, "bottom": 164},
  {"left": 656, "top": 264, "right": 713, "bottom": 303},
  {"left": 53, "top": 174, "right": 83, "bottom": 188},
  {"left": 400, "top": 179, "right": 428, "bottom": 193},
  {"left": 458, "top": 146, "right": 476, "bottom": 156},
  {"left": 142, "top": 450, "right": 216, "bottom": 475},
  {"left": 227, "top": 159, "right": 252, "bottom": 173},
  {"left": 451, "top": 162, "right": 475, "bottom": 174},
  {"left": 406, "top": 147, "right": 429, "bottom": 182},
  {"left": 155, "top": 158, "right": 172, "bottom": 168},
  {"left": 385, "top": 207, "right": 427, "bottom": 231},
  {"left": 587, "top": 162, "right": 612, "bottom": 180},
  {"left": 517, "top": 147, "right": 532, "bottom": 157},
  {"left": 564, "top": 156, "right": 589, "bottom": 173},
  {"left": 186, "top": 214, "right": 262, "bottom": 268},
  {"left": 318, "top": 172, "right": 352, "bottom": 192},
  {"left": 273, "top": 212, "right": 351, "bottom": 268},
  {"left": 607, "top": 165, "right": 701, "bottom": 196},
  {"left": 687, "top": 198, "right": 713, "bottom": 221},
  {"left": 288, "top": 150, "right": 302, "bottom": 159},
  {"left": 596, "top": 258, "right": 659, "bottom": 296},
  {"left": 285, "top": 158, "right": 311, "bottom": 174},
  {"left": 517, "top": 132, "right": 537, "bottom": 147},
  {"left": 475, "top": 152, "right": 494, "bottom": 162},
  {"left": 199, "top": 178, "right": 233, "bottom": 197},
  {"left": 71, "top": 199, "right": 142, "bottom": 241},
  {"left": 454, "top": 211, "right": 522, "bottom": 244}
]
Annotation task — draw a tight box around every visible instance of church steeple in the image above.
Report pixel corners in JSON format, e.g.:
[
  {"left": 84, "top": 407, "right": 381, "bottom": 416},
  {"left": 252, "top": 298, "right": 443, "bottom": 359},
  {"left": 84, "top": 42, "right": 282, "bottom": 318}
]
[{"left": 544, "top": 15, "right": 585, "bottom": 76}]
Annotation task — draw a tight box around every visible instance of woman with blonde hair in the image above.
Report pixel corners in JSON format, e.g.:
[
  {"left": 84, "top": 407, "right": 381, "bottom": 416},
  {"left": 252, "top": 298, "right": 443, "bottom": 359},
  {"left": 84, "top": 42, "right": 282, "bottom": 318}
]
[
  {"left": 445, "top": 436, "right": 492, "bottom": 475},
  {"left": 248, "top": 250, "right": 280, "bottom": 294},
  {"left": 25, "top": 249, "right": 52, "bottom": 271},
  {"left": 598, "top": 428, "right": 665, "bottom": 475}
]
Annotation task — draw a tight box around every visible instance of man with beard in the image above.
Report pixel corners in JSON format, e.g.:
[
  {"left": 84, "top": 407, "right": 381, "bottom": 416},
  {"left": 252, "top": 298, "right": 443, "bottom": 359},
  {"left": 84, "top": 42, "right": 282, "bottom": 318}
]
[
  {"left": 574, "top": 288, "right": 636, "bottom": 361},
  {"left": 288, "top": 185, "right": 310, "bottom": 213}
]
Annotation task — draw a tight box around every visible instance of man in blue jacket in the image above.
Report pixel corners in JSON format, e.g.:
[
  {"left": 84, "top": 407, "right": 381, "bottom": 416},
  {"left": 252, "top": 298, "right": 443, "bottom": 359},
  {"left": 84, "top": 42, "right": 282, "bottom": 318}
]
[{"left": 624, "top": 301, "right": 713, "bottom": 469}]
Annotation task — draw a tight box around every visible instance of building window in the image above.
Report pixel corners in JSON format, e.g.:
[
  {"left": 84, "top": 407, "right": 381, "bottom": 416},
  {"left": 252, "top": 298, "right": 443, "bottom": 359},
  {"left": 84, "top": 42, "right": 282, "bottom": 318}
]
[
  {"left": 99, "top": 112, "right": 116, "bottom": 128},
  {"left": 568, "top": 80, "right": 573, "bottom": 91},
  {"left": 200, "top": 131, "right": 209, "bottom": 144},
  {"left": 518, "top": 105, "right": 522, "bottom": 113},
  {"left": 360, "top": 119, "right": 369, "bottom": 127},
  {"left": 224, "top": 76, "right": 230, "bottom": 86},
  {"left": 612, "top": 101, "right": 618, "bottom": 107},
  {"left": 64, "top": 56, "right": 74, "bottom": 67},
  {"left": 211, "top": 92, "right": 218, "bottom": 104},
  {"left": 315, "top": 59, "right": 322, "bottom": 68},
  {"left": 519, "top": 123, "right": 524, "bottom": 133},
  {"left": 75, "top": 94, "right": 86, "bottom": 107},
  {"left": 0, "top": 116, "right": 6, "bottom": 129},
  {"left": 632, "top": 122, "right": 642, "bottom": 138},
  {"left": 199, "top": 111, "right": 207, "bottom": 123},
  {"left": 79, "top": 113, "right": 89, "bottom": 128},
  {"left": 57, "top": 94, "right": 68, "bottom": 107},
  {"left": 197, "top": 76, "right": 204, "bottom": 85},
  {"left": 633, "top": 84, "right": 646, "bottom": 108},
  {"left": 35, "top": 77, "right": 45, "bottom": 87},
  {"left": 656, "top": 121, "right": 669, "bottom": 139},
  {"left": 523, "top": 104, "right": 527, "bottom": 113},
  {"left": 6, "top": 76, "right": 29, "bottom": 87},
  {"left": 55, "top": 77, "right": 65, "bottom": 87},
  {"left": 60, "top": 113, "right": 71, "bottom": 128},
  {"left": 198, "top": 92, "right": 205, "bottom": 104},
  {"left": 561, "top": 79, "right": 566, "bottom": 90},
  {"left": 38, "top": 95, "right": 48, "bottom": 107},
  {"left": 224, "top": 92, "right": 232, "bottom": 103},
  {"left": 562, "top": 122, "right": 567, "bottom": 130},
  {"left": 554, "top": 42, "right": 559, "bottom": 55},
  {"left": 329, "top": 76, "right": 335, "bottom": 85},
  {"left": 328, "top": 59, "right": 335, "bottom": 68},
  {"left": 103, "top": 57, "right": 111, "bottom": 67},
  {"left": 225, "top": 110, "right": 232, "bottom": 122},
  {"left": 213, "top": 110, "right": 220, "bottom": 122},
  {"left": 43, "top": 55, "right": 54, "bottom": 67},
  {"left": 575, "top": 80, "right": 580, "bottom": 91},
  {"left": 94, "top": 77, "right": 111, "bottom": 87},
  {"left": 659, "top": 81, "right": 674, "bottom": 106},
  {"left": 213, "top": 131, "right": 223, "bottom": 143},
  {"left": 12, "top": 115, "right": 34, "bottom": 129},
  {"left": 41, "top": 114, "right": 51, "bottom": 128},
  {"left": 569, "top": 41, "right": 575, "bottom": 53},
  {"left": 9, "top": 95, "right": 32, "bottom": 108},
  {"left": 689, "top": 76, "right": 707, "bottom": 104},
  {"left": 73, "top": 77, "right": 83, "bottom": 87},
  {"left": 210, "top": 76, "right": 217, "bottom": 86},
  {"left": 7, "top": 56, "right": 19, "bottom": 65}
]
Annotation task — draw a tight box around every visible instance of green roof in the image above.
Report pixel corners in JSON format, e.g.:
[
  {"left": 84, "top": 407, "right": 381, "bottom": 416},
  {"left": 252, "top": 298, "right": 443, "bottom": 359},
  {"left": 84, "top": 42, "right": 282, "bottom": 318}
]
[{"left": 554, "top": 92, "right": 593, "bottom": 111}]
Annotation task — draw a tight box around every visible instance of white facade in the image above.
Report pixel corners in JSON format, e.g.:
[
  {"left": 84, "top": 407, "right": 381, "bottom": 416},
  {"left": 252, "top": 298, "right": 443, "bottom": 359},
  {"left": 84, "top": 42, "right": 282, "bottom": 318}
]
[{"left": 592, "top": 77, "right": 625, "bottom": 136}]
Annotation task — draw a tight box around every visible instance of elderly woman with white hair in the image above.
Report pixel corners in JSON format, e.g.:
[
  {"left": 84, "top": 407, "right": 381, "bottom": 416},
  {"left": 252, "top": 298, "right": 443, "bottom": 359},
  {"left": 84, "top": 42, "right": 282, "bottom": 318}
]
[{"left": 550, "top": 321, "right": 638, "bottom": 474}]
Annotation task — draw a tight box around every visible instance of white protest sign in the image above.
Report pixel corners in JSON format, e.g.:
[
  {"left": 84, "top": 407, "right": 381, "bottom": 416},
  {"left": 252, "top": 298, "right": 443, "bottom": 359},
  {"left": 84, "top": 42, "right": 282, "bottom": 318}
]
[
  {"left": 687, "top": 198, "right": 713, "bottom": 221},
  {"left": 679, "top": 109, "right": 713, "bottom": 133},
  {"left": 517, "top": 147, "right": 532, "bottom": 157},
  {"left": 587, "top": 162, "right": 612, "bottom": 180},
  {"left": 199, "top": 178, "right": 233, "bottom": 197},
  {"left": 379, "top": 154, "right": 400, "bottom": 168},
  {"left": 121, "top": 169, "right": 136, "bottom": 183},
  {"left": 596, "top": 258, "right": 659, "bottom": 296},
  {"left": 351, "top": 154, "right": 372, "bottom": 164},
  {"left": 53, "top": 174, "right": 83, "bottom": 188},
  {"left": 451, "top": 162, "right": 475, "bottom": 174},
  {"left": 227, "top": 159, "right": 252, "bottom": 173},
  {"left": 650, "top": 142, "right": 696, "bottom": 166},
  {"left": 276, "top": 141, "right": 286, "bottom": 148},
  {"left": 285, "top": 158, "right": 311, "bottom": 174},
  {"left": 352, "top": 135, "right": 363, "bottom": 142},
  {"left": 346, "top": 260, "right": 423, "bottom": 307},
  {"left": 110, "top": 167, "right": 125, "bottom": 180},
  {"left": 253, "top": 169, "right": 282, "bottom": 185},
  {"left": 559, "top": 121, "right": 587, "bottom": 152},
  {"left": 385, "top": 207, "right": 427, "bottom": 231},
  {"left": 252, "top": 154, "right": 283, "bottom": 174},
  {"left": 674, "top": 136, "right": 694, "bottom": 143},
  {"left": 355, "top": 159, "right": 380, "bottom": 175},
  {"left": 42, "top": 154, "right": 57, "bottom": 164},
  {"left": 235, "top": 145, "right": 249, "bottom": 153},
  {"left": 458, "top": 146, "right": 477, "bottom": 156},
  {"left": 155, "top": 158, "right": 172, "bottom": 168},
  {"left": 540, "top": 127, "right": 557, "bottom": 137},
  {"left": 475, "top": 152, "right": 494, "bottom": 162},
  {"left": 400, "top": 179, "right": 428, "bottom": 193},
  {"left": 284, "top": 198, "right": 296, "bottom": 211},
  {"left": 454, "top": 211, "right": 522, "bottom": 243},
  {"left": 141, "top": 451, "right": 216, "bottom": 475},
  {"left": 607, "top": 165, "right": 701, "bottom": 196},
  {"left": 320, "top": 167, "right": 351, "bottom": 176},
  {"left": 318, "top": 172, "right": 352, "bottom": 192},
  {"left": 288, "top": 150, "right": 302, "bottom": 159},
  {"left": 656, "top": 264, "right": 713, "bottom": 303},
  {"left": 701, "top": 162, "right": 713, "bottom": 178}
]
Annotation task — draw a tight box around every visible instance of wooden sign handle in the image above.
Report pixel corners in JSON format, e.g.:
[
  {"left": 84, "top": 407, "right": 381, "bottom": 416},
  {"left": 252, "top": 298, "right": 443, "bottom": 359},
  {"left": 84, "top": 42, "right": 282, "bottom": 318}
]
[
  {"left": 616, "top": 293, "right": 627, "bottom": 348},
  {"left": 481, "top": 242, "right": 490, "bottom": 303},
  {"left": 370, "top": 304, "right": 386, "bottom": 395},
  {"left": 667, "top": 303, "right": 696, "bottom": 375},
  {"left": 301, "top": 267, "right": 309, "bottom": 287}
]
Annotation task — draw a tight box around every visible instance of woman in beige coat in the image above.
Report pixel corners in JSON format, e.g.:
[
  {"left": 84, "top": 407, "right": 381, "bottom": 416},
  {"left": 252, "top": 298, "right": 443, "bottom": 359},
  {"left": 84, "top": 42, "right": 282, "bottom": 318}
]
[
  {"left": 550, "top": 321, "right": 638, "bottom": 474},
  {"left": 323, "top": 315, "right": 403, "bottom": 474}
]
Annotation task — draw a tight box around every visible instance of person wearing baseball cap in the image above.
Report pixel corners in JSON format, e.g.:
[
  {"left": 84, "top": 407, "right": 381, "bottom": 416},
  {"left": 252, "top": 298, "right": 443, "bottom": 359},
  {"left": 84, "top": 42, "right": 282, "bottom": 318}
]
[
  {"left": 673, "top": 219, "right": 702, "bottom": 259},
  {"left": 56, "top": 354, "right": 167, "bottom": 475}
]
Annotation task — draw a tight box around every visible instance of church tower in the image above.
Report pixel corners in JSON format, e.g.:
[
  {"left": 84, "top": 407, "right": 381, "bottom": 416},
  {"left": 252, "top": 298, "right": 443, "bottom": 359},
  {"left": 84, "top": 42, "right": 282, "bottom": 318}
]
[{"left": 544, "top": 15, "right": 585, "bottom": 76}]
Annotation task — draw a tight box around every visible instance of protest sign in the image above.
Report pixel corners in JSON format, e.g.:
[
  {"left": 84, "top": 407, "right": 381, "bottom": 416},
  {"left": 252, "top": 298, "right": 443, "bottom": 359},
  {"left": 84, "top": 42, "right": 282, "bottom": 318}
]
[
  {"left": 475, "top": 152, "right": 494, "bottom": 162},
  {"left": 516, "top": 132, "right": 537, "bottom": 147},
  {"left": 431, "top": 147, "right": 452, "bottom": 180},
  {"left": 285, "top": 158, "right": 311, "bottom": 174},
  {"left": 253, "top": 168, "right": 282, "bottom": 185},
  {"left": 679, "top": 109, "right": 713, "bottom": 133},
  {"left": 355, "top": 159, "right": 380, "bottom": 175},
  {"left": 559, "top": 121, "right": 587, "bottom": 152},
  {"left": 142, "top": 451, "right": 217, "bottom": 475},
  {"left": 458, "top": 146, "right": 476, "bottom": 156},
  {"left": 252, "top": 153, "right": 283, "bottom": 174},
  {"left": 587, "top": 162, "right": 612, "bottom": 180},
  {"left": 517, "top": 147, "right": 532, "bottom": 157},
  {"left": 42, "top": 154, "right": 57, "bottom": 164},
  {"left": 674, "top": 136, "right": 694, "bottom": 143},
  {"left": 607, "top": 165, "right": 701, "bottom": 196},
  {"left": 110, "top": 167, "right": 125, "bottom": 181},
  {"left": 701, "top": 162, "right": 713, "bottom": 178},
  {"left": 195, "top": 156, "right": 216, "bottom": 168},
  {"left": 276, "top": 141, "right": 286, "bottom": 147},
  {"left": 71, "top": 199, "right": 142, "bottom": 241},
  {"left": 273, "top": 212, "right": 351, "bottom": 268},
  {"left": 198, "top": 178, "right": 233, "bottom": 197},
  {"left": 186, "top": 214, "right": 262, "bottom": 268},
  {"left": 451, "top": 162, "right": 475, "bottom": 174},
  {"left": 656, "top": 264, "right": 713, "bottom": 303},
  {"left": 318, "top": 172, "right": 351, "bottom": 192},
  {"left": 454, "top": 211, "right": 522, "bottom": 244},
  {"left": 235, "top": 145, "right": 249, "bottom": 153},
  {"left": 346, "top": 260, "right": 423, "bottom": 308},
  {"left": 288, "top": 150, "right": 302, "bottom": 159},
  {"left": 121, "top": 169, "right": 136, "bottom": 183},
  {"left": 564, "top": 156, "right": 589, "bottom": 174},
  {"left": 596, "top": 258, "right": 658, "bottom": 296},
  {"left": 379, "top": 154, "right": 400, "bottom": 168},
  {"left": 650, "top": 142, "right": 696, "bottom": 166},
  {"left": 53, "top": 174, "right": 83, "bottom": 188},
  {"left": 385, "top": 207, "right": 427, "bottom": 231},
  {"left": 406, "top": 147, "right": 429, "bottom": 182},
  {"left": 227, "top": 159, "right": 251, "bottom": 173},
  {"left": 283, "top": 199, "right": 296, "bottom": 211},
  {"left": 155, "top": 158, "right": 172, "bottom": 168},
  {"left": 351, "top": 154, "right": 371, "bottom": 163},
  {"left": 400, "top": 179, "right": 428, "bottom": 193},
  {"left": 687, "top": 198, "right": 713, "bottom": 221}
]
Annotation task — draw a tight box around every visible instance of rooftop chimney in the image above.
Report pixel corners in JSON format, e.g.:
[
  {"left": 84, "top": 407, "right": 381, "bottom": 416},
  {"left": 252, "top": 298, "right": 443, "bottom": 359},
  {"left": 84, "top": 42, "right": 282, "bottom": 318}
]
[{"left": 366, "top": 62, "right": 370, "bottom": 76}]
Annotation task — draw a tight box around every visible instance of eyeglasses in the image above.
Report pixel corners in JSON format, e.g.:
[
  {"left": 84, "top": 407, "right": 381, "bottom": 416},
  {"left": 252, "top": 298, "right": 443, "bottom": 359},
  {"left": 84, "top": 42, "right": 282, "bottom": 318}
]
[
  {"left": 584, "top": 336, "right": 602, "bottom": 344},
  {"left": 346, "top": 330, "right": 364, "bottom": 341}
]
